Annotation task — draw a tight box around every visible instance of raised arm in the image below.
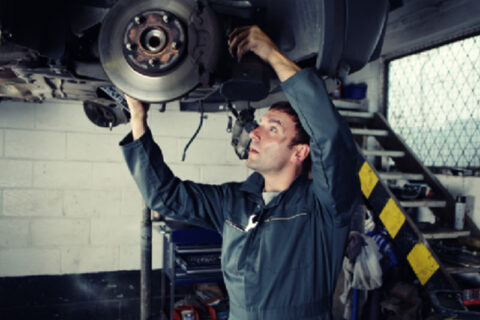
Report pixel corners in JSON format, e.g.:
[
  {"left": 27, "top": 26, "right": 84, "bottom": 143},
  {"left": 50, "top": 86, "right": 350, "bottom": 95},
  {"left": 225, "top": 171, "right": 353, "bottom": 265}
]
[
  {"left": 120, "top": 96, "right": 225, "bottom": 232},
  {"left": 281, "top": 69, "right": 361, "bottom": 226},
  {"left": 229, "top": 25, "right": 361, "bottom": 226}
]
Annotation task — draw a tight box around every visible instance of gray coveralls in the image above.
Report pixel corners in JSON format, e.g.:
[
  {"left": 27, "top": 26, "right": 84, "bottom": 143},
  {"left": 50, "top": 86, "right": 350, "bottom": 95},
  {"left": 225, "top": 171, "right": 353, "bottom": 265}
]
[{"left": 120, "top": 68, "right": 362, "bottom": 319}]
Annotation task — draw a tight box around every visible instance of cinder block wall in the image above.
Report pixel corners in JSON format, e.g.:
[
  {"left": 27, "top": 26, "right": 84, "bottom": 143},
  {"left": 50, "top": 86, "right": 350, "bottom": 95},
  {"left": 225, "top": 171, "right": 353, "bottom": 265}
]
[{"left": 0, "top": 100, "right": 248, "bottom": 277}]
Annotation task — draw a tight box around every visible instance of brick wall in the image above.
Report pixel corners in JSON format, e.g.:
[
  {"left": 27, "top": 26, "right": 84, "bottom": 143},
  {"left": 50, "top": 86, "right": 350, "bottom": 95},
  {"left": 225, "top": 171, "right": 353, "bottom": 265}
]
[{"left": 0, "top": 100, "right": 248, "bottom": 276}]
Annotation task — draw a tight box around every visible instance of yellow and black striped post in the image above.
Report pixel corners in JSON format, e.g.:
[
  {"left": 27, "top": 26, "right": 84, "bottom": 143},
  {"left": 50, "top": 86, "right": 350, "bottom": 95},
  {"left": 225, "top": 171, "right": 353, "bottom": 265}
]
[{"left": 357, "top": 159, "right": 457, "bottom": 291}]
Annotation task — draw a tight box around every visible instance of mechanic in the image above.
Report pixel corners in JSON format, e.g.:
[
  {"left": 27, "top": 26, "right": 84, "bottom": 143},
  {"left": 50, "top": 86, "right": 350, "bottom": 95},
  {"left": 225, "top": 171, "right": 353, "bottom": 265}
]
[{"left": 120, "top": 25, "right": 361, "bottom": 320}]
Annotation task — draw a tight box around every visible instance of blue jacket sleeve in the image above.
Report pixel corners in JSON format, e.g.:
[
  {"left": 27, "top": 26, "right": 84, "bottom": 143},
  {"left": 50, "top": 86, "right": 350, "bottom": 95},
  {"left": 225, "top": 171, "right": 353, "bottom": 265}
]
[
  {"left": 120, "top": 129, "right": 225, "bottom": 232},
  {"left": 281, "top": 68, "right": 361, "bottom": 226}
]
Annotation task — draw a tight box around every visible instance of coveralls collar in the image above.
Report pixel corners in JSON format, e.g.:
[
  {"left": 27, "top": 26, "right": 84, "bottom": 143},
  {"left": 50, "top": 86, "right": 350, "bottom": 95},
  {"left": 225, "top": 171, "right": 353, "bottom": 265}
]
[{"left": 240, "top": 171, "right": 309, "bottom": 206}]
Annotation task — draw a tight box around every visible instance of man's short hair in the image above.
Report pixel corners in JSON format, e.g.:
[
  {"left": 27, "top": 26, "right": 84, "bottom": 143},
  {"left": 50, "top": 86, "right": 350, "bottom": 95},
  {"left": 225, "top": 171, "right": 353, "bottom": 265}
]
[{"left": 269, "top": 101, "right": 311, "bottom": 172}]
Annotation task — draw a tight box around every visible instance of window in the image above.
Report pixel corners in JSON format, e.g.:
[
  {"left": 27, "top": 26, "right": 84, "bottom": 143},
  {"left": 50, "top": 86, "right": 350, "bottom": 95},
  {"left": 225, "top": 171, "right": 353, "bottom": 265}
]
[{"left": 387, "top": 34, "right": 480, "bottom": 169}]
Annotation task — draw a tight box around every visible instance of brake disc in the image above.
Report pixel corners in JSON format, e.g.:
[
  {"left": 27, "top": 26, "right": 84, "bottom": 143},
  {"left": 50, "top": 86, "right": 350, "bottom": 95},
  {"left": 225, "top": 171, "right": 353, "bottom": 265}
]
[{"left": 99, "top": 0, "right": 199, "bottom": 102}]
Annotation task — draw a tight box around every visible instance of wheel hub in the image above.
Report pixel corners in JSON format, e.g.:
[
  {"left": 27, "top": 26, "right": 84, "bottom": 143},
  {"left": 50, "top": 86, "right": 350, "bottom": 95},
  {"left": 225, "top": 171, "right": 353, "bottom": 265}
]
[
  {"left": 123, "top": 10, "right": 186, "bottom": 75},
  {"left": 98, "top": 0, "right": 220, "bottom": 102}
]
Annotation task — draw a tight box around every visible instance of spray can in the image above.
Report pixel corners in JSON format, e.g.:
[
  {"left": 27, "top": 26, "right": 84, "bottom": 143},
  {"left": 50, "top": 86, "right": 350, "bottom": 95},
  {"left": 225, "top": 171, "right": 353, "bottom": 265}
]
[
  {"left": 181, "top": 310, "right": 195, "bottom": 320},
  {"left": 454, "top": 195, "right": 466, "bottom": 230}
]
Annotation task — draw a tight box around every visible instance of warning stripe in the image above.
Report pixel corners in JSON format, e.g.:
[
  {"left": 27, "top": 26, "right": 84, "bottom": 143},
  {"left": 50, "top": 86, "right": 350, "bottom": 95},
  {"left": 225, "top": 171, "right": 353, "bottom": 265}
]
[
  {"left": 379, "top": 198, "right": 405, "bottom": 239},
  {"left": 407, "top": 243, "right": 440, "bottom": 286},
  {"left": 358, "top": 161, "right": 378, "bottom": 199},
  {"left": 358, "top": 159, "right": 441, "bottom": 287}
]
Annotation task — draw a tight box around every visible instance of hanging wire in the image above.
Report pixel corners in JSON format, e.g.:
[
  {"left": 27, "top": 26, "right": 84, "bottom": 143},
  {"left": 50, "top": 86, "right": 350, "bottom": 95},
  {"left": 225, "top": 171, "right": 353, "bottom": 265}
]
[{"left": 182, "top": 101, "right": 205, "bottom": 161}]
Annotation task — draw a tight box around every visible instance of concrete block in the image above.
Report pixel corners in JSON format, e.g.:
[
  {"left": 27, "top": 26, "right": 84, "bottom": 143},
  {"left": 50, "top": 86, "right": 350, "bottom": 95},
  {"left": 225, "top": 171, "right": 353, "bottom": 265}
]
[
  {"left": 0, "top": 130, "right": 3, "bottom": 156},
  {"left": 31, "top": 219, "right": 90, "bottom": 246},
  {"left": 90, "top": 216, "right": 140, "bottom": 245},
  {"left": 5, "top": 129, "right": 66, "bottom": 159},
  {"left": 123, "top": 173, "right": 142, "bottom": 191},
  {"left": 0, "top": 248, "right": 61, "bottom": 276},
  {"left": 118, "top": 245, "right": 140, "bottom": 270},
  {"left": 437, "top": 175, "right": 463, "bottom": 195},
  {"left": 4, "top": 189, "right": 63, "bottom": 217},
  {"left": 149, "top": 110, "right": 231, "bottom": 139},
  {"left": 152, "top": 230, "right": 163, "bottom": 269},
  {"left": 197, "top": 113, "right": 232, "bottom": 140},
  {"left": 200, "top": 165, "right": 248, "bottom": 184},
  {"left": 0, "top": 101, "right": 35, "bottom": 129},
  {"left": 34, "top": 101, "right": 97, "bottom": 132},
  {"left": 92, "top": 162, "right": 130, "bottom": 189},
  {"left": 0, "top": 159, "right": 32, "bottom": 187},
  {"left": 34, "top": 161, "right": 92, "bottom": 188},
  {"left": 177, "top": 138, "right": 227, "bottom": 165},
  {"left": 0, "top": 218, "right": 29, "bottom": 247},
  {"left": 63, "top": 190, "right": 94, "bottom": 217},
  {"left": 118, "top": 240, "right": 162, "bottom": 270},
  {"left": 148, "top": 109, "right": 201, "bottom": 138},
  {"left": 169, "top": 164, "right": 201, "bottom": 181},
  {"left": 121, "top": 188, "right": 145, "bottom": 216},
  {"left": 435, "top": 175, "right": 480, "bottom": 229},
  {"left": 61, "top": 246, "right": 118, "bottom": 274},
  {"left": 67, "top": 133, "right": 124, "bottom": 162},
  {"left": 64, "top": 190, "right": 122, "bottom": 217}
]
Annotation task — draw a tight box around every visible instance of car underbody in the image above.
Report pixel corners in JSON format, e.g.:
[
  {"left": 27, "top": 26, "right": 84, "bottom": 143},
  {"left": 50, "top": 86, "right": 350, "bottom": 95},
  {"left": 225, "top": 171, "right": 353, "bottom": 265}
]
[{"left": 0, "top": 0, "right": 391, "bottom": 129}]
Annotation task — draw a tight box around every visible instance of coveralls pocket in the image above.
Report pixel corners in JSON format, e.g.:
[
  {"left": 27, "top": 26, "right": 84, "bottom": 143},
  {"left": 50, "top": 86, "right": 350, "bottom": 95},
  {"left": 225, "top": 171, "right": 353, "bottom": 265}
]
[
  {"left": 244, "top": 211, "right": 317, "bottom": 309},
  {"left": 259, "top": 211, "right": 314, "bottom": 272},
  {"left": 222, "top": 220, "right": 248, "bottom": 273}
]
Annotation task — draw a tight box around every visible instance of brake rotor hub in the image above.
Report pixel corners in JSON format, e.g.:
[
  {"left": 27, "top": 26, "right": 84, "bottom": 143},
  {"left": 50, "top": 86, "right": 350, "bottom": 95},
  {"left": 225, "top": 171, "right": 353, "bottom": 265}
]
[
  {"left": 99, "top": 0, "right": 221, "bottom": 102},
  {"left": 123, "top": 10, "right": 186, "bottom": 75}
]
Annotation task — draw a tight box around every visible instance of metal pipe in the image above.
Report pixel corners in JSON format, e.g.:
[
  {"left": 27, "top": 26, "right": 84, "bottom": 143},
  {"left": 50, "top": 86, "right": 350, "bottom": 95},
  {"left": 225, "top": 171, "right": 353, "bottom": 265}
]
[{"left": 141, "top": 203, "right": 152, "bottom": 320}]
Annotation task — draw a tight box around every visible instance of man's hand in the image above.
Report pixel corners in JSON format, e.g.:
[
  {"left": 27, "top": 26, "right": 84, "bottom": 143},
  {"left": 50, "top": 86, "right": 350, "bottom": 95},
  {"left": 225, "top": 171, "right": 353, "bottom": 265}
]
[
  {"left": 125, "top": 94, "right": 149, "bottom": 140},
  {"left": 228, "top": 25, "right": 301, "bottom": 82},
  {"left": 125, "top": 94, "right": 149, "bottom": 119},
  {"left": 228, "top": 25, "right": 278, "bottom": 63}
]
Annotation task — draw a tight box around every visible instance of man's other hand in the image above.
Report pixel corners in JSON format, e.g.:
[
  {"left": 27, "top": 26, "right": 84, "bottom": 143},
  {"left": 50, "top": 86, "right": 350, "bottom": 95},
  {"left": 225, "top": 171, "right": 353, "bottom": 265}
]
[
  {"left": 228, "top": 25, "right": 278, "bottom": 63},
  {"left": 228, "top": 25, "right": 300, "bottom": 82},
  {"left": 125, "top": 95, "right": 149, "bottom": 140},
  {"left": 125, "top": 95, "right": 149, "bottom": 120}
]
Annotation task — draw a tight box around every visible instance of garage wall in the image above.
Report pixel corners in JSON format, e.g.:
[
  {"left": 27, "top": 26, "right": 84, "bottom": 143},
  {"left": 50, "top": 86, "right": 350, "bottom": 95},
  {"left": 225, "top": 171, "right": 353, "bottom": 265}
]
[
  {"left": 345, "top": 0, "right": 480, "bottom": 227},
  {"left": 418, "top": 176, "right": 480, "bottom": 228},
  {"left": 0, "top": 100, "right": 248, "bottom": 277}
]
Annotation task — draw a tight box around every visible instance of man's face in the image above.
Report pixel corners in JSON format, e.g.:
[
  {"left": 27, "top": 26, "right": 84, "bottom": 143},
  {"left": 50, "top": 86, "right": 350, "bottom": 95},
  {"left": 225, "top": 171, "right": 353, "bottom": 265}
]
[{"left": 246, "top": 109, "right": 298, "bottom": 174}]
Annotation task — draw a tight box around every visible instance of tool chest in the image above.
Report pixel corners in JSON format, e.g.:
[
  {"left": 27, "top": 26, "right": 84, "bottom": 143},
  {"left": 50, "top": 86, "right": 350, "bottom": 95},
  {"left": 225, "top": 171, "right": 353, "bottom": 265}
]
[{"left": 158, "top": 222, "right": 223, "bottom": 320}]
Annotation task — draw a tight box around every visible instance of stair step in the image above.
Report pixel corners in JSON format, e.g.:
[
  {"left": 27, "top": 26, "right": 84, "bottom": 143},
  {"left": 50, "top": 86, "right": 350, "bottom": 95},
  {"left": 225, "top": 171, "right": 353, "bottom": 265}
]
[
  {"left": 423, "top": 230, "right": 471, "bottom": 240},
  {"left": 332, "top": 98, "right": 367, "bottom": 110},
  {"left": 399, "top": 200, "right": 447, "bottom": 208},
  {"left": 339, "top": 110, "right": 374, "bottom": 119},
  {"left": 350, "top": 128, "right": 389, "bottom": 137},
  {"left": 379, "top": 172, "right": 424, "bottom": 180},
  {"left": 362, "top": 149, "right": 405, "bottom": 158},
  {"left": 445, "top": 266, "right": 480, "bottom": 274}
]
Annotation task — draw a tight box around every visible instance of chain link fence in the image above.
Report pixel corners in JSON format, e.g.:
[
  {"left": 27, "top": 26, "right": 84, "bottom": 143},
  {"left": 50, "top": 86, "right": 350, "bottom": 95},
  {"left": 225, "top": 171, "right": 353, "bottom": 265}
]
[{"left": 387, "top": 34, "right": 480, "bottom": 169}]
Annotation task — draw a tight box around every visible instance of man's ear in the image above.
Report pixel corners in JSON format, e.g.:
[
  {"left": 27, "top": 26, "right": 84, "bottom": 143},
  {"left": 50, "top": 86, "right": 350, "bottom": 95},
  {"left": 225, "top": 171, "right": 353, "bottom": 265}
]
[{"left": 292, "top": 144, "right": 310, "bottom": 163}]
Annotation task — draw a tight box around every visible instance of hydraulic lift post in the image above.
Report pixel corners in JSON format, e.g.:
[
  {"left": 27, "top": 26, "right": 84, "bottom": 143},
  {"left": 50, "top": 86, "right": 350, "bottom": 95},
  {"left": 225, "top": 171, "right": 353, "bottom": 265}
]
[{"left": 141, "top": 203, "right": 152, "bottom": 320}]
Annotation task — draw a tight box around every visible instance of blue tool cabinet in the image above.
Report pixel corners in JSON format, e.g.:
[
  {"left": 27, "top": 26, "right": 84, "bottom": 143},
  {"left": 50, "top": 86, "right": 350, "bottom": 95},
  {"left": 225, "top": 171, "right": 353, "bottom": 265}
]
[{"left": 158, "top": 222, "right": 223, "bottom": 320}]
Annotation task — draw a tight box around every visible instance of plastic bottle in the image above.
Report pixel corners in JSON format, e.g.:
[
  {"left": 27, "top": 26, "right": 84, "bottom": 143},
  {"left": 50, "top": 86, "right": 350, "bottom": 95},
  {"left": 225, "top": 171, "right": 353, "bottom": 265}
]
[{"left": 454, "top": 195, "right": 466, "bottom": 230}]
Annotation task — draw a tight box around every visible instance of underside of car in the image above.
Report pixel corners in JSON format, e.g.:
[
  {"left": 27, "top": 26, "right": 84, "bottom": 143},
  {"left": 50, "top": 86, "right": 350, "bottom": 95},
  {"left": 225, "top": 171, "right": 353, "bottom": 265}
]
[{"left": 0, "top": 0, "right": 392, "bottom": 129}]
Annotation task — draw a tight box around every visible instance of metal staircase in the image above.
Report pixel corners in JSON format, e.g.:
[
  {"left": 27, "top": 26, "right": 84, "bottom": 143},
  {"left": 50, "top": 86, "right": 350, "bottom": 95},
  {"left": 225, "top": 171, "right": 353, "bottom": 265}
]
[{"left": 335, "top": 103, "right": 480, "bottom": 319}]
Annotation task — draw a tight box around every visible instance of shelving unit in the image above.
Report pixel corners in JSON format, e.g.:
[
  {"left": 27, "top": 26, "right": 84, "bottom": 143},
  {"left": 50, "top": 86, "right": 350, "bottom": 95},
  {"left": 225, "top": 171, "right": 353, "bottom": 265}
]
[{"left": 158, "top": 223, "right": 223, "bottom": 320}]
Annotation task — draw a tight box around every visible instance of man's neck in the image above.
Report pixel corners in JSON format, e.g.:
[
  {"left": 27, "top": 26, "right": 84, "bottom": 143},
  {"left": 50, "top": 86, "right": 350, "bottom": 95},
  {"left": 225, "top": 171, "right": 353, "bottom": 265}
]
[{"left": 261, "top": 166, "right": 302, "bottom": 192}]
